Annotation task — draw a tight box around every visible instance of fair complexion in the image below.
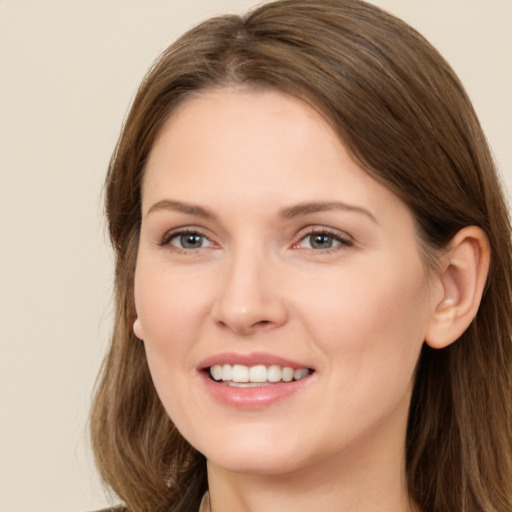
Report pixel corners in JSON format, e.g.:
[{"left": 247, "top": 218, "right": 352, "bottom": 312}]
[{"left": 133, "top": 88, "right": 487, "bottom": 512}]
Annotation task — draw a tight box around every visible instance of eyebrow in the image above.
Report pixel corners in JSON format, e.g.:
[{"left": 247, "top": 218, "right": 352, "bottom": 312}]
[
  {"left": 145, "top": 199, "right": 377, "bottom": 223},
  {"left": 146, "top": 199, "right": 215, "bottom": 219},
  {"left": 279, "top": 201, "right": 377, "bottom": 223}
]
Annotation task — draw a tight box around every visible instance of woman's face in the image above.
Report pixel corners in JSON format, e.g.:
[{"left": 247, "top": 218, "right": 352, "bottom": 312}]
[{"left": 134, "top": 88, "right": 440, "bottom": 477}]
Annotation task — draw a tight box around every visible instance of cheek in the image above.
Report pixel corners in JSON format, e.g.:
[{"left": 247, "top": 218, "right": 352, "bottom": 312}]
[
  {"left": 132, "top": 262, "right": 213, "bottom": 409},
  {"left": 295, "top": 263, "right": 430, "bottom": 440},
  {"left": 133, "top": 262, "right": 209, "bottom": 424},
  {"left": 297, "top": 258, "right": 431, "bottom": 368},
  {"left": 134, "top": 260, "right": 211, "bottom": 343}
]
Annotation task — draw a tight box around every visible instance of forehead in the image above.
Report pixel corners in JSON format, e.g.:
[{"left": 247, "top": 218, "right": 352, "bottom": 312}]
[
  {"left": 145, "top": 89, "right": 359, "bottom": 188},
  {"left": 146, "top": 87, "right": 330, "bottom": 170},
  {"left": 142, "top": 88, "right": 407, "bottom": 225}
]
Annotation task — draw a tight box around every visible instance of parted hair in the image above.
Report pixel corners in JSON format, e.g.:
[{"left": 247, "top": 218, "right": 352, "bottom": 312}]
[{"left": 90, "top": 1, "right": 512, "bottom": 511}]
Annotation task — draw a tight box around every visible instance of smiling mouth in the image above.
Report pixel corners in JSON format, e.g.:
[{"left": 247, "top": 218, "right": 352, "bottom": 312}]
[{"left": 208, "top": 364, "right": 313, "bottom": 387}]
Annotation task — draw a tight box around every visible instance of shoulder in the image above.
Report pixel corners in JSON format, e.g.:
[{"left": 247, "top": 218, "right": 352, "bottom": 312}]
[{"left": 87, "top": 507, "right": 127, "bottom": 512}]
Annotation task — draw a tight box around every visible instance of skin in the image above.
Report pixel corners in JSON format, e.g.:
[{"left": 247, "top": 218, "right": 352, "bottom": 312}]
[{"left": 133, "top": 88, "right": 443, "bottom": 512}]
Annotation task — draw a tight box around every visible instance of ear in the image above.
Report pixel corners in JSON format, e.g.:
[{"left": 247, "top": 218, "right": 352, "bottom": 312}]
[
  {"left": 425, "top": 226, "right": 490, "bottom": 349},
  {"left": 133, "top": 317, "right": 144, "bottom": 340}
]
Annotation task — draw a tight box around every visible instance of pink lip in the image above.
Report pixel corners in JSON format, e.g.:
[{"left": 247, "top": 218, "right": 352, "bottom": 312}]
[
  {"left": 198, "top": 351, "right": 311, "bottom": 370},
  {"left": 197, "top": 352, "right": 315, "bottom": 410},
  {"left": 200, "top": 372, "right": 313, "bottom": 409}
]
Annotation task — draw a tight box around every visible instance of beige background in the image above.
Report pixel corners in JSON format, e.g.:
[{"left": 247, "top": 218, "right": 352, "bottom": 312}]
[{"left": 0, "top": 1, "right": 510, "bottom": 511}]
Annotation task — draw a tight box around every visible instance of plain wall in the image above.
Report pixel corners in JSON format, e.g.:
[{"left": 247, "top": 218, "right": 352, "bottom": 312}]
[{"left": 0, "top": 1, "right": 510, "bottom": 511}]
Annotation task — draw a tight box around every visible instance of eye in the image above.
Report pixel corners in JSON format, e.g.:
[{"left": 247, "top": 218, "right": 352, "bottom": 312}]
[
  {"left": 295, "top": 229, "right": 353, "bottom": 251},
  {"left": 163, "top": 230, "right": 214, "bottom": 250}
]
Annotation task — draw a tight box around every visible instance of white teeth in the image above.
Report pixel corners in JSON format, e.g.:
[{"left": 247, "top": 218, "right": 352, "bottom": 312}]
[
  {"left": 267, "top": 364, "right": 282, "bottom": 382},
  {"left": 211, "top": 365, "right": 223, "bottom": 381},
  {"left": 294, "top": 368, "right": 309, "bottom": 380},
  {"left": 221, "top": 364, "right": 232, "bottom": 381},
  {"left": 282, "top": 367, "right": 294, "bottom": 382},
  {"left": 227, "top": 382, "right": 271, "bottom": 388},
  {"left": 231, "top": 364, "right": 249, "bottom": 383},
  {"left": 249, "top": 365, "right": 267, "bottom": 383},
  {"left": 209, "top": 364, "right": 311, "bottom": 384}
]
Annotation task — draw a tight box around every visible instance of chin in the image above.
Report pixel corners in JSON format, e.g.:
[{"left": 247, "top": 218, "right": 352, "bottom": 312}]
[
  {"left": 206, "top": 450, "right": 306, "bottom": 476},
  {"left": 193, "top": 427, "right": 310, "bottom": 476}
]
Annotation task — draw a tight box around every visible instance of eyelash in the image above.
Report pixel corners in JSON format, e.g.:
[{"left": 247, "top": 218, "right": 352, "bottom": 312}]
[
  {"left": 293, "top": 227, "right": 354, "bottom": 253},
  {"left": 159, "top": 227, "right": 354, "bottom": 253},
  {"left": 159, "top": 228, "right": 214, "bottom": 252}
]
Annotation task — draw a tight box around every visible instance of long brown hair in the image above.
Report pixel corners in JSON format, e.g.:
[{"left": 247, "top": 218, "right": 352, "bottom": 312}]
[{"left": 90, "top": 1, "right": 512, "bottom": 511}]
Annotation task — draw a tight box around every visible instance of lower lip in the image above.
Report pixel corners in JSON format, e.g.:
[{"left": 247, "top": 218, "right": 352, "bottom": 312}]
[{"left": 200, "top": 372, "right": 313, "bottom": 409}]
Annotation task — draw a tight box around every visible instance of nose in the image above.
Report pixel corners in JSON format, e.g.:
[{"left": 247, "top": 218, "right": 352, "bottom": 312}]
[{"left": 211, "top": 248, "right": 289, "bottom": 336}]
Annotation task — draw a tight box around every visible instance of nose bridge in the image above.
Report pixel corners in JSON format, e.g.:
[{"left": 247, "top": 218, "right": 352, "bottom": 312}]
[{"left": 212, "top": 238, "right": 287, "bottom": 334}]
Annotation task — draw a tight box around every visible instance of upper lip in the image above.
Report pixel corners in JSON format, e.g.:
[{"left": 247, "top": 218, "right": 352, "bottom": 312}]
[{"left": 198, "top": 352, "right": 313, "bottom": 371}]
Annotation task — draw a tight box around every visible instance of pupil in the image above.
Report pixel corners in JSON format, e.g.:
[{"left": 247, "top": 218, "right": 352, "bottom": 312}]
[
  {"left": 312, "top": 234, "right": 332, "bottom": 249},
  {"left": 181, "top": 234, "right": 202, "bottom": 248}
]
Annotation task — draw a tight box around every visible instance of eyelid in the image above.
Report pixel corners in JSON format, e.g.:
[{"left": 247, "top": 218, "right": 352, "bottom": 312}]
[
  {"left": 292, "top": 225, "right": 354, "bottom": 249},
  {"left": 159, "top": 226, "right": 216, "bottom": 248},
  {"left": 156, "top": 224, "right": 353, "bottom": 252}
]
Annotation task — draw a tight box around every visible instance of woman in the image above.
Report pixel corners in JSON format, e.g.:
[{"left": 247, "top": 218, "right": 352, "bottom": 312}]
[{"left": 90, "top": 1, "right": 512, "bottom": 511}]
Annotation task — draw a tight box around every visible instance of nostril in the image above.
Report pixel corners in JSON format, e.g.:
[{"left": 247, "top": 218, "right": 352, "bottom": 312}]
[
  {"left": 215, "top": 318, "right": 276, "bottom": 335},
  {"left": 250, "top": 319, "right": 276, "bottom": 331}
]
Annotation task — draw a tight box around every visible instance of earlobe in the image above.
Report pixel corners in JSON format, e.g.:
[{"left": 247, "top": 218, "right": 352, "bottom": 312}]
[
  {"left": 425, "top": 226, "right": 490, "bottom": 349},
  {"left": 133, "top": 318, "right": 144, "bottom": 340}
]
